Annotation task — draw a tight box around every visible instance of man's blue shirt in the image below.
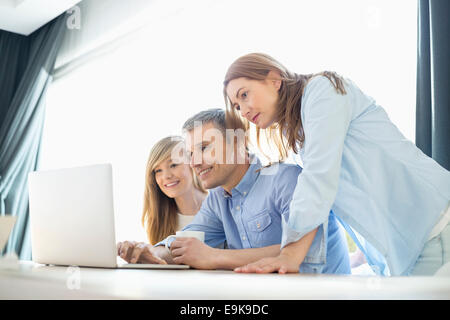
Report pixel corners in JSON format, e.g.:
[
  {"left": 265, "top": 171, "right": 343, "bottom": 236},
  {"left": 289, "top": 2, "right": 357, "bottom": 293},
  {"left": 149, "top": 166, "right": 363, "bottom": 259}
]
[{"left": 158, "top": 156, "right": 350, "bottom": 274}]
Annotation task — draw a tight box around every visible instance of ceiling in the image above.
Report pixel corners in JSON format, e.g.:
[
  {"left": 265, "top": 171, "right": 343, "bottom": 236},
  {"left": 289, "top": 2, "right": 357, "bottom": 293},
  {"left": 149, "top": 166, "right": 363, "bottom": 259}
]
[{"left": 0, "top": 0, "right": 82, "bottom": 35}]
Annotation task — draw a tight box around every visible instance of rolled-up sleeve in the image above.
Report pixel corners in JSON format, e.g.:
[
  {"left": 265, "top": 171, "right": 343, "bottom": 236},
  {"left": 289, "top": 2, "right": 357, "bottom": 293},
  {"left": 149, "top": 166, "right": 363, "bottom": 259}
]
[
  {"left": 281, "top": 76, "right": 352, "bottom": 264},
  {"left": 154, "top": 194, "right": 226, "bottom": 249}
]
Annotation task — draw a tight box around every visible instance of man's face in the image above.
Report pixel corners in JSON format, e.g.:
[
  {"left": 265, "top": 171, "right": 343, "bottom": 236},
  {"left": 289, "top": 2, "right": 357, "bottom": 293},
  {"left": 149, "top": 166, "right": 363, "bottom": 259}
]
[{"left": 185, "top": 122, "right": 237, "bottom": 190}]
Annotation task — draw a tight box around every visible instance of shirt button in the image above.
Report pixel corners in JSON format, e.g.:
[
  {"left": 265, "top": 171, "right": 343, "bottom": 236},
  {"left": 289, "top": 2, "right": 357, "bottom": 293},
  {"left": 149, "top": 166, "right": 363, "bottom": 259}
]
[
  {"left": 242, "top": 236, "right": 246, "bottom": 241},
  {"left": 243, "top": 191, "right": 247, "bottom": 195},
  {"left": 236, "top": 206, "right": 240, "bottom": 210}
]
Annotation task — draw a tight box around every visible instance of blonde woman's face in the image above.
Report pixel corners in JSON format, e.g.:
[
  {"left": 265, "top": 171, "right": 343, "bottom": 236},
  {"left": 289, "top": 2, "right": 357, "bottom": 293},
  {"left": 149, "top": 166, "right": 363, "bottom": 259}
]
[
  {"left": 226, "top": 72, "right": 281, "bottom": 129},
  {"left": 154, "top": 158, "right": 194, "bottom": 199}
]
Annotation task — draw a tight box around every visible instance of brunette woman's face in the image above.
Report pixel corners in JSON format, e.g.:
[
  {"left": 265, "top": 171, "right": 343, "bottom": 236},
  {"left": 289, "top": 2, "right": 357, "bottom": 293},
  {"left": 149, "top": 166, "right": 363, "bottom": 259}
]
[
  {"left": 154, "top": 158, "right": 194, "bottom": 199},
  {"left": 226, "top": 71, "right": 281, "bottom": 129}
]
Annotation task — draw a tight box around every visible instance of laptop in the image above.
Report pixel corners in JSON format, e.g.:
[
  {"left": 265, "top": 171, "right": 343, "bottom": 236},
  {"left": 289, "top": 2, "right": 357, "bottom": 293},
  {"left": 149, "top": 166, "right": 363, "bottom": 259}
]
[{"left": 28, "top": 163, "right": 189, "bottom": 269}]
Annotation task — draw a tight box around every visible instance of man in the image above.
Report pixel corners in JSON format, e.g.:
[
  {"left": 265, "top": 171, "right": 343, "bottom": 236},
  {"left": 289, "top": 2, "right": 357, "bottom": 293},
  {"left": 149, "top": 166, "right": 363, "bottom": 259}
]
[{"left": 121, "top": 108, "right": 350, "bottom": 273}]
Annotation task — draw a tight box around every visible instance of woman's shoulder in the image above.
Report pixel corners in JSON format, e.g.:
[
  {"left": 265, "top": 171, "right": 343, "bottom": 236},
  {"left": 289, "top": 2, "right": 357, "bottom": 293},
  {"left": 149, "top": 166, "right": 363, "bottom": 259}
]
[
  {"left": 299, "top": 74, "right": 354, "bottom": 123},
  {"left": 307, "top": 74, "right": 330, "bottom": 84},
  {"left": 302, "top": 73, "right": 351, "bottom": 108},
  {"left": 304, "top": 74, "right": 341, "bottom": 96}
]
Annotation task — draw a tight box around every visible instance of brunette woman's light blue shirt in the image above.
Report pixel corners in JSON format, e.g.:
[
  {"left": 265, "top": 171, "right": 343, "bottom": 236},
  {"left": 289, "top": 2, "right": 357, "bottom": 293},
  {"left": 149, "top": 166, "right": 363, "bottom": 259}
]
[{"left": 282, "top": 76, "right": 450, "bottom": 276}]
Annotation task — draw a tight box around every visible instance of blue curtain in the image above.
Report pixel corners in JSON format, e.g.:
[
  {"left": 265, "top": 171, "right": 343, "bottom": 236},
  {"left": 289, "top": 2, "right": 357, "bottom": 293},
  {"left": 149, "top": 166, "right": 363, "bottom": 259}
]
[
  {"left": 0, "top": 14, "right": 67, "bottom": 259},
  {"left": 416, "top": 0, "right": 450, "bottom": 170}
]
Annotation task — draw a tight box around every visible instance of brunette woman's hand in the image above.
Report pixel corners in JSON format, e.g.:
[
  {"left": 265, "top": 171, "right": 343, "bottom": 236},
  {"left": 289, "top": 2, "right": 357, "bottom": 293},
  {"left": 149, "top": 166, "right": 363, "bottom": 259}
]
[
  {"left": 233, "top": 253, "right": 300, "bottom": 274},
  {"left": 117, "top": 241, "right": 167, "bottom": 264},
  {"left": 234, "top": 227, "right": 318, "bottom": 274}
]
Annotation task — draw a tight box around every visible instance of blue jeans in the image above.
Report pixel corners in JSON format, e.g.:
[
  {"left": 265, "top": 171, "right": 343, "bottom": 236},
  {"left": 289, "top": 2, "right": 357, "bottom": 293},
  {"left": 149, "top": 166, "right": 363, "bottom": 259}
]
[{"left": 410, "top": 223, "right": 450, "bottom": 275}]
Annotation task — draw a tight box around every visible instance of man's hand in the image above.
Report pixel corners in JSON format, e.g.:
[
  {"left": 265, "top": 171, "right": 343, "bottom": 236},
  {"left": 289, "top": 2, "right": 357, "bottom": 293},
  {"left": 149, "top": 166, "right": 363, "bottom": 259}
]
[
  {"left": 170, "top": 237, "right": 218, "bottom": 269},
  {"left": 117, "top": 241, "right": 167, "bottom": 265}
]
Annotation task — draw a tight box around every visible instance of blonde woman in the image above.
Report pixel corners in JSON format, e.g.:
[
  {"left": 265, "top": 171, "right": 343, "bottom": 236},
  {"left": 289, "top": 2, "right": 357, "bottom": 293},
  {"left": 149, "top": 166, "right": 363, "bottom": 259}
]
[{"left": 117, "top": 136, "right": 207, "bottom": 264}]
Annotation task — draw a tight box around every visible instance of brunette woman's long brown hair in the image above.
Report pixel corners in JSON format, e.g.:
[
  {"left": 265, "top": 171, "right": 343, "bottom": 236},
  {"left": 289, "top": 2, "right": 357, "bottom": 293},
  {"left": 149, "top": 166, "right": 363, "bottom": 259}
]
[
  {"left": 223, "top": 53, "right": 347, "bottom": 160},
  {"left": 142, "top": 136, "right": 206, "bottom": 245}
]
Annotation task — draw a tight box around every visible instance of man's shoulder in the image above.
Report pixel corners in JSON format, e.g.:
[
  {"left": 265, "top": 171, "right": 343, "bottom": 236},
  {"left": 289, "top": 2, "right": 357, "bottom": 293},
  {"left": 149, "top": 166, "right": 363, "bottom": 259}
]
[
  {"left": 257, "top": 161, "right": 302, "bottom": 178},
  {"left": 197, "top": 188, "right": 225, "bottom": 218},
  {"left": 278, "top": 161, "right": 302, "bottom": 171},
  {"left": 203, "top": 187, "right": 226, "bottom": 204}
]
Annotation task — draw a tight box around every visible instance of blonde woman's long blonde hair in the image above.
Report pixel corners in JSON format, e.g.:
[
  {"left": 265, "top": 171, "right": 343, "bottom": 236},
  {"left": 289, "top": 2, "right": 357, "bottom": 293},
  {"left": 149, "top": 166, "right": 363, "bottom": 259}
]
[
  {"left": 142, "top": 136, "right": 206, "bottom": 245},
  {"left": 223, "top": 53, "right": 347, "bottom": 160}
]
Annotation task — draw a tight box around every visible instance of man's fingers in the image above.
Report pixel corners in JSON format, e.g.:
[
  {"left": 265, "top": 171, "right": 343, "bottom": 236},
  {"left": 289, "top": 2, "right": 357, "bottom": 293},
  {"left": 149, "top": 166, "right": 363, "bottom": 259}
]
[
  {"left": 171, "top": 247, "right": 185, "bottom": 258},
  {"left": 170, "top": 238, "right": 188, "bottom": 250},
  {"left": 119, "top": 242, "right": 128, "bottom": 259},
  {"left": 144, "top": 255, "right": 168, "bottom": 264},
  {"left": 139, "top": 246, "right": 168, "bottom": 264},
  {"left": 172, "top": 255, "right": 185, "bottom": 265},
  {"left": 123, "top": 243, "right": 134, "bottom": 261},
  {"left": 170, "top": 243, "right": 188, "bottom": 265},
  {"left": 120, "top": 241, "right": 137, "bottom": 261},
  {"left": 130, "top": 245, "right": 145, "bottom": 264},
  {"left": 118, "top": 241, "right": 127, "bottom": 257}
]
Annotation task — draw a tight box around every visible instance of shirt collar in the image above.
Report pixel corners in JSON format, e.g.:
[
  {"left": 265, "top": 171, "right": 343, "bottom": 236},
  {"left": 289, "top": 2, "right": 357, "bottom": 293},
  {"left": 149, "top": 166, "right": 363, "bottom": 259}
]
[{"left": 222, "top": 154, "right": 262, "bottom": 198}]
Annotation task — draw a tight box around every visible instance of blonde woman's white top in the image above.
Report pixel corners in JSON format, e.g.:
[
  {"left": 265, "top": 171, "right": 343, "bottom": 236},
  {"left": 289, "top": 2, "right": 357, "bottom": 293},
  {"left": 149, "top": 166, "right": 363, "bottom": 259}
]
[{"left": 177, "top": 213, "right": 196, "bottom": 231}]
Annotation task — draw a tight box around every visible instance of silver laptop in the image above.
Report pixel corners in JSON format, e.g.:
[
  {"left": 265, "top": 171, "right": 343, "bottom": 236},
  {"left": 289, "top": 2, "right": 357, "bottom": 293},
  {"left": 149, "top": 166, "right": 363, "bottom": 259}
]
[{"left": 28, "top": 163, "right": 189, "bottom": 269}]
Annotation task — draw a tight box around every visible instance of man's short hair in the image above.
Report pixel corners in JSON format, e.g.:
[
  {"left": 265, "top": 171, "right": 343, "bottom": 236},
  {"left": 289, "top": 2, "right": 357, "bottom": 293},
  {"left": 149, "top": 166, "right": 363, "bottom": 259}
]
[
  {"left": 182, "top": 108, "right": 249, "bottom": 154},
  {"left": 182, "top": 108, "right": 226, "bottom": 133}
]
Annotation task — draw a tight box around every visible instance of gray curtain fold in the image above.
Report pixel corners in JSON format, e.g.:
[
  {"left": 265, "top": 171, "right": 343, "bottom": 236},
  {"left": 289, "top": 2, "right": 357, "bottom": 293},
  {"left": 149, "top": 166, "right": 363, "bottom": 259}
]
[
  {"left": 0, "top": 14, "right": 67, "bottom": 259},
  {"left": 416, "top": 0, "right": 450, "bottom": 170}
]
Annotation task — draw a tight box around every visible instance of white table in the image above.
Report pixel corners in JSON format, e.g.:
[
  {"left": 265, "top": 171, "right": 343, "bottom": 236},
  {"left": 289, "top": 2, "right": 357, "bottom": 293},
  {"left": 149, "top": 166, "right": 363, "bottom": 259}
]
[{"left": 1, "top": 261, "right": 449, "bottom": 300}]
